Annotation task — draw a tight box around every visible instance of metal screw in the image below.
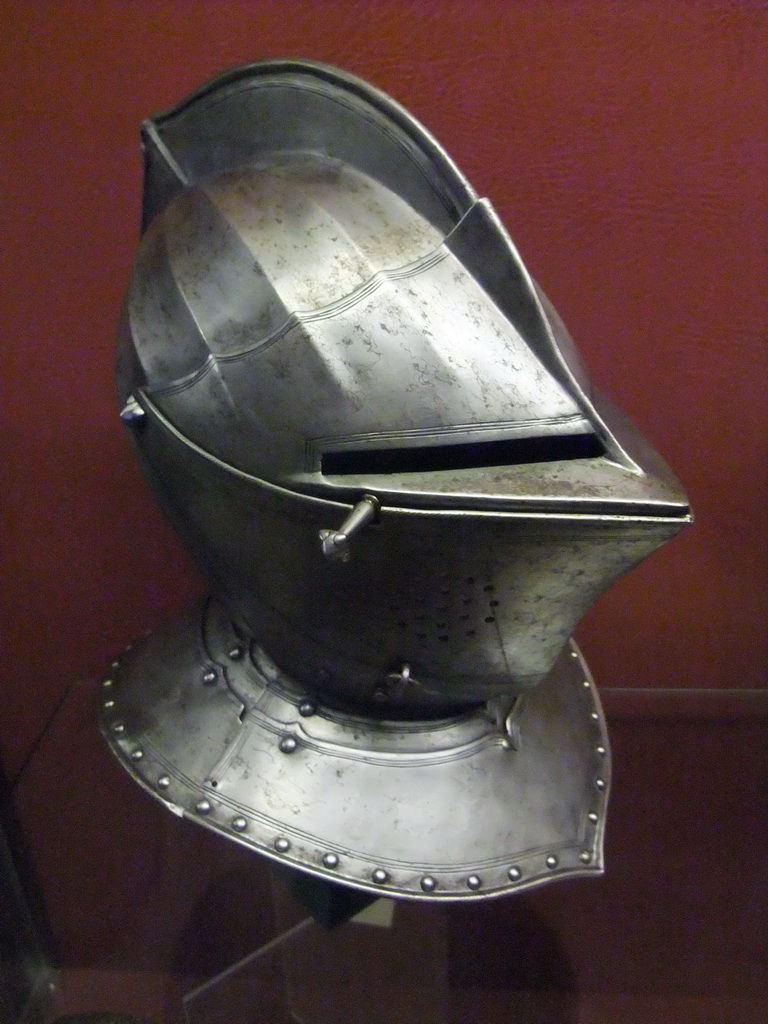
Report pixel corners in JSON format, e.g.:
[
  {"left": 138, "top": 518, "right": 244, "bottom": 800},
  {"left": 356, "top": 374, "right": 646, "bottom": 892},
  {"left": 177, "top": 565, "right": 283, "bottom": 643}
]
[
  {"left": 372, "top": 868, "right": 389, "bottom": 884},
  {"left": 202, "top": 669, "right": 217, "bottom": 686},
  {"left": 546, "top": 855, "right": 558, "bottom": 869},
  {"left": 232, "top": 816, "right": 248, "bottom": 832},
  {"left": 195, "top": 799, "right": 212, "bottom": 815},
  {"left": 299, "top": 701, "right": 316, "bottom": 718},
  {"left": 275, "top": 837, "right": 291, "bottom": 853},
  {"left": 420, "top": 875, "right": 437, "bottom": 892},
  {"left": 120, "top": 396, "right": 146, "bottom": 424},
  {"left": 467, "top": 875, "right": 482, "bottom": 891},
  {"left": 322, "top": 853, "right": 339, "bottom": 869},
  {"left": 508, "top": 866, "right": 522, "bottom": 882},
  {"left": 157, "top": 776, "right": 170, "bottom": 789},
  {"left": 279, "top": 735, "right": 298, "bottom": 754}
]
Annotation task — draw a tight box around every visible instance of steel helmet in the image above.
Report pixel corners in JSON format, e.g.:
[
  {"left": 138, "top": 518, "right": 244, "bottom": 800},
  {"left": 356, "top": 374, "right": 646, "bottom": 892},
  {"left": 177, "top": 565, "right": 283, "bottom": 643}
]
[{"left": 102, "top": 61, "right": 690, "bottom": 900}]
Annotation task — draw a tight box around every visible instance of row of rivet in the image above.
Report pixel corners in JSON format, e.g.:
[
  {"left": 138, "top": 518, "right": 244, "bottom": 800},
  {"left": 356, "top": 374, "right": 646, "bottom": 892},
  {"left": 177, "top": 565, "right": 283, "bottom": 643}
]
[
  {"left": 146, "top": 771, "right": 598, "bottom": 892},
  {"left": 192, "top": 796, "right": 249, "bottom": 833},
  {"left": 579, "top": 661, "right": 608, "bottom": 804}
]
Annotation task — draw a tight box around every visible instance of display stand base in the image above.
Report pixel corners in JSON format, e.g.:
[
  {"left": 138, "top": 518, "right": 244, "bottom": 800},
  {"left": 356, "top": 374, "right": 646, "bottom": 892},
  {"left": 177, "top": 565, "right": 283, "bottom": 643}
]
[{"left": 183, "top": 873, "right": 448, "bottom": 1024}]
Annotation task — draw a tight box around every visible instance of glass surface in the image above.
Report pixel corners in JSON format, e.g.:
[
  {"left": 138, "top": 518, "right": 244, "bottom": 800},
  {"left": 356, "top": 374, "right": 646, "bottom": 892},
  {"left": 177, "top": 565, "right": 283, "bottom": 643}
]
[{"left": 9, "top": 679, "right": 767, "bottom": 1024}]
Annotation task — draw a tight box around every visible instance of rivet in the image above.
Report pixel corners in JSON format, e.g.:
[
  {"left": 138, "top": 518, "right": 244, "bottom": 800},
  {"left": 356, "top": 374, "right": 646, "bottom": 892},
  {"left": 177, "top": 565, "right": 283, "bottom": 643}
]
[
  {"left": 231, "top": 816, "right": 248, "bottom": 832},
  {"left": 371, "top": 868, "right": 389, "bottom": 884},
  {"left": 202, "top": 669, "right": 217, "bottom": 686},
  {"left": 420, "top": 875, "right": 437, "bottom": 892},
  {"left": 546, "top": 855, "right": 558, "bottom": 869},
  {"left": 595, "top": 778, "right": 606, "bottom": 790},
  {"left": 103, "top": 700, "right": 115, "bottom": 709},
  {"left": 103, "top": 678, "right": 114, "bottom": 688},
  {"left": 590, "top": 712, "right": 599, "bottom": 721},
  {"left": 582, "top": 679, "right": 590, "bottom": 688},
  {"left": 570, "top": 651, "right": 578, "bottom": 659},
  {"left": 228, "top": 645, "right": 244, "bottom": 661},
  {"left": 120, "top": 396, "right": 145, "bottom": 424},
  {"left": 508, "top": 866, "right": 522, "bottom": 881},
  {"left": 275, "top": 837, "right": 291, "bottom": 853},
  {"left": 299, "top": 701, "right": 316, "bottom": 718},
  {"left": 588, "top": 812, "right": 599, "bottom": 823},
  {"left": 195, "top": 799, "right": 212, "bottom": 815},
  {"left": 157, "top": 775, "right": 170, "bottom": 789},
  {"left": 130, "top": 748, "right": 144, "bottom": 761},
  {"left": 322, "top": 852, "right": 339, "bottom": 869},
  {"left": 467, "top": 875, "right": 482, "bottom": 891},
  {"left": 111, "top": 660, "right": 119, "bottom": 668},
  {"left": 113, "top": 722, "right": 125, "bottom": 734},
  {"left": 580, "top": 851, "right": 592, "bottom": 864},
  {"left": 279, "top": 735, "right": 298, "bottom": 754},
  {"left": 596, "top": 745, "right": 606, "bottom": 756}
]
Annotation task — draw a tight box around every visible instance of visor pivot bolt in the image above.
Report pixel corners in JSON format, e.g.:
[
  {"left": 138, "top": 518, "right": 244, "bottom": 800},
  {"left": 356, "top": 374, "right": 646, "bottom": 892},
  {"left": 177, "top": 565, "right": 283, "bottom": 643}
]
[
  {"left": 420, "top": 876, "right": 437, "bottom": 893},
  {"left": 322, "top": 853, "right": 339, "bottom": 869},
  {"left": 319, "top": 495, "right": 379, "bottom": 562},
  {"left": 372, "top": 868, "right": 389, "bottom": 884},
  {"left": 120, "top": 395, "right": 146, "bottom": 425},
  {"left": 299, "top": 701, "right": 316, "bottom": 718},
  {"left": 279, "top": 735, "right": 298, "bottom": 754},
  {"left": 467, "top": 875, "right": 482, "bottom": 891}
]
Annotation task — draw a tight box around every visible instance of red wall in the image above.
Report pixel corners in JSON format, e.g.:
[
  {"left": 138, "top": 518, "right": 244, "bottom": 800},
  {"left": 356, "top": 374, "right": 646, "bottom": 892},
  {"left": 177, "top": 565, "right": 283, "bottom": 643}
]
[{"left": 2, "top": 1, "right": 766, "bottom": 781}]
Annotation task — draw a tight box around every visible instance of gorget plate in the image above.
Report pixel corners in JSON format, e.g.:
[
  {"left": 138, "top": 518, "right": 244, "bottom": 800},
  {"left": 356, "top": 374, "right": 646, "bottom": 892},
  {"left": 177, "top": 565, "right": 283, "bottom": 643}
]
[{"left": 99, "top": 598, "right": 610, "bottom": 900}]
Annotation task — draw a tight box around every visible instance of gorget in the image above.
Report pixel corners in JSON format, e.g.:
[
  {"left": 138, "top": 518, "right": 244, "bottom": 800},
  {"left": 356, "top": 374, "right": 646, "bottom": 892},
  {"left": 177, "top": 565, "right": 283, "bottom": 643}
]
[{"left": 100, "top": 597, "right": 610, "bottom": 900}]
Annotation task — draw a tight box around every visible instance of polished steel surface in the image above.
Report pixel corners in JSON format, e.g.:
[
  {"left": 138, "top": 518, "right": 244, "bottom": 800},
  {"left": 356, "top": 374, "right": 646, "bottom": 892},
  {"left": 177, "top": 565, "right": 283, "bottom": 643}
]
[
  {"left": 105, "top": 60, "right": 691, "bottom": 899},
  {"left": 100, "top": 597, "right": 610, "bottom": 901}
]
